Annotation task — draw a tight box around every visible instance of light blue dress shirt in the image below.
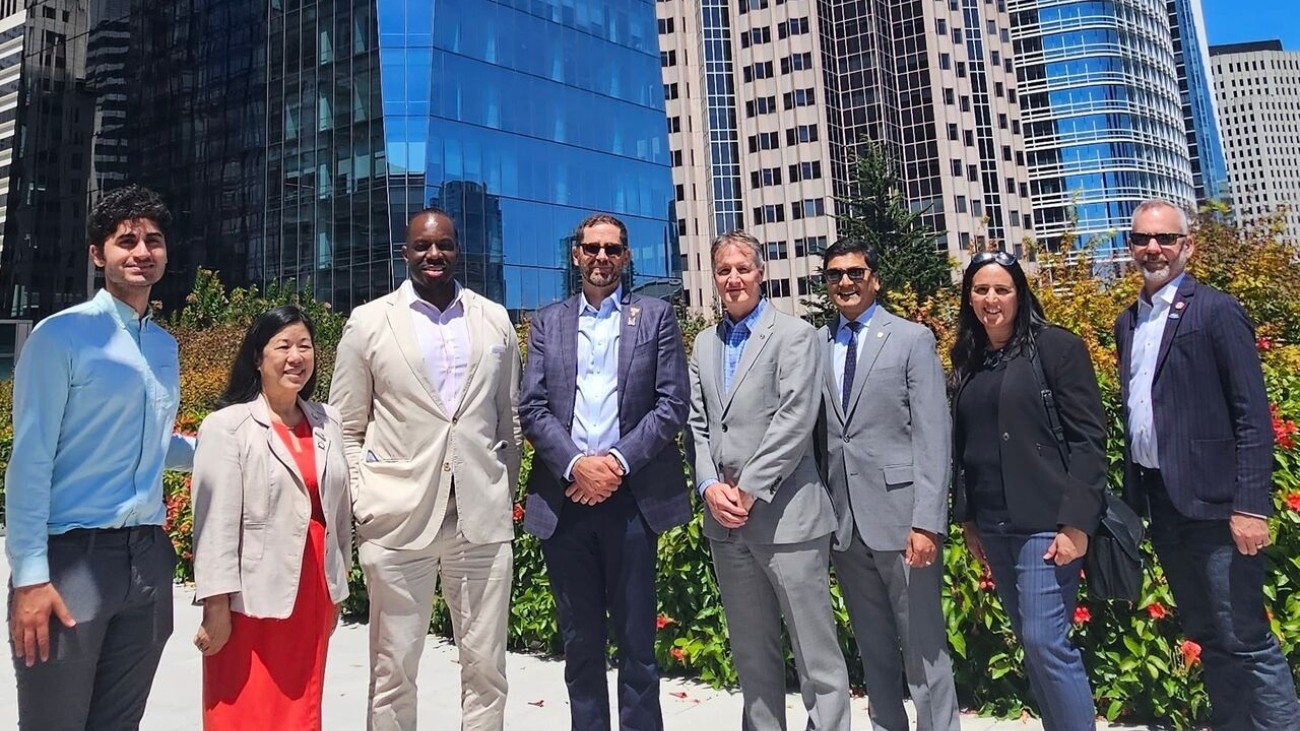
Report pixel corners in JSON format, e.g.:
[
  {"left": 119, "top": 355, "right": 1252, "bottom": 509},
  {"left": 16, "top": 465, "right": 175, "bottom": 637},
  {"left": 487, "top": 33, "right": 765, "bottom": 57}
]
[
  {"left": 4, "top": 290, "right": 195, "bottom": 587},
  {"left": 564, "top": 289, "right": 629, "bottom": 481},
  {"left": 1127, "top": 273, "right": 1185, "bottom": 469},
  {"left": 832, "top": 302, "right": 878, "bottom": 396},
  {"left": 699, "top": 299, "right": 768, "bottom": 495}
]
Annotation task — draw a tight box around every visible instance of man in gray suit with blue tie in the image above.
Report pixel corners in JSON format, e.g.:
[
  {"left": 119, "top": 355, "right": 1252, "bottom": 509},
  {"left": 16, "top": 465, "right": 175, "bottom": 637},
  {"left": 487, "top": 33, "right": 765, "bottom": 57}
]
[
  {"left": 520, "top": 214, "right": 691, "bottom": 731},
  {"left": 817, "top": 238, "right": 958, "bottom": 731},
  {"left": 688, "top": 230, "right": 850, "bottom": 731}
]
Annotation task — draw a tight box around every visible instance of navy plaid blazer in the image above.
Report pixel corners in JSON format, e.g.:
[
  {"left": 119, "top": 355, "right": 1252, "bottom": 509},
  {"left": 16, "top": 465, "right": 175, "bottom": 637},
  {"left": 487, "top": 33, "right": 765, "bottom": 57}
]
[{"left": 519, "top": 292, "right": 691, "bottom": 539}]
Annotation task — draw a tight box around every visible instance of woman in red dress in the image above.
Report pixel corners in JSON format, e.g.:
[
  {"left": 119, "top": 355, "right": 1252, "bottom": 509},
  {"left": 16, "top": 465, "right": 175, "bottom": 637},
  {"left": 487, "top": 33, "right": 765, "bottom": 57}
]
[{"left": 190, "top": 305, "right": 353, "bottom": 729}]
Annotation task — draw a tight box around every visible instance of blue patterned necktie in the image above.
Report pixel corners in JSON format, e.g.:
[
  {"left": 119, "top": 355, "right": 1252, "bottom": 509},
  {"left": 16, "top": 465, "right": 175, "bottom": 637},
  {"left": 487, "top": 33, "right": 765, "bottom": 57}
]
[{"left": 842, "top": 321, "right": 863, "bottom": 412}]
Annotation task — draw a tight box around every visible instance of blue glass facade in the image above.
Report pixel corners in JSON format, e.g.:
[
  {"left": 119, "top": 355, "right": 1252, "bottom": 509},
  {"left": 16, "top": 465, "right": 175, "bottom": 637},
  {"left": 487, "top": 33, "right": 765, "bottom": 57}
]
[
  {"left": 1, "top": 0, "right": 678, "bottom": 321},
  {"left": 1168, "top": 0, "right": 1229, "bottom": 203},
  {"left": 1010, "top": 0, "right": 1195, "bottom": 252},
  {"left": 379, "top": 0, "right": 678, "bottom": 315}
]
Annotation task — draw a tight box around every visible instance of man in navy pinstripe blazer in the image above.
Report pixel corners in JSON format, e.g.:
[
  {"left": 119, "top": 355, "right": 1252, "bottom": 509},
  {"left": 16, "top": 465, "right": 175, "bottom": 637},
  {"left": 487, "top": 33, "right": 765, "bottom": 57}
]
[{"left": 1116, "top": 199, "right": 1299, "bottom": 729}]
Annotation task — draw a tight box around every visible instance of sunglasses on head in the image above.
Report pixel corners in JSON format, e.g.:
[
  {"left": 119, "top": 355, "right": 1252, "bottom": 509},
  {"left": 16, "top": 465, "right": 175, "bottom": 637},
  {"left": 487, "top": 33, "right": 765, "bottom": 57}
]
[
  {"left": 819, "top": 267, "right": 871, "bottom": 284},
  {"left": 1127, "top": 231, "right": 1184, "bottom": 248},
  {"left": 578, "top": 243, "right": 626, "bottom": 257},
  {"left": 970, "top": 251, "right": 1018, "bottom": 267}
]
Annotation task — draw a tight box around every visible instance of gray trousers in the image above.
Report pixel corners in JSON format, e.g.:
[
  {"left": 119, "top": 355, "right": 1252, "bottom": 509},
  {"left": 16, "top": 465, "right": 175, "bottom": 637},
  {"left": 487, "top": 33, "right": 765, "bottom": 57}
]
[
  {"left": 832, "top": 534, "right": 960, "bottom": 731},
  {"left": 8, "top": 525, "right": 175, "bottom": 730},
  {"left": 711, "top": 535, "right": 850, "bottom": 731}
]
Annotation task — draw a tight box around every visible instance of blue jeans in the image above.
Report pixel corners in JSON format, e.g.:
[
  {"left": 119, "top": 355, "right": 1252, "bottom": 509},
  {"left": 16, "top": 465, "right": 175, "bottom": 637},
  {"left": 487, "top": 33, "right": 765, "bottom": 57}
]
[
  {"left": 1147, "top": 473, "right": 1300, "bottom": 730},
  {"left": 977, "top": 520, "right": 1095, "bottom": 731}
]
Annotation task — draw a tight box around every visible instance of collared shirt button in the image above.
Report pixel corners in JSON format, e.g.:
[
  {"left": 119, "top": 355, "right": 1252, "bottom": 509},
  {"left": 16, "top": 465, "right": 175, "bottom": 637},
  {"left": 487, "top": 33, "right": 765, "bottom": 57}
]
[{"left": 443, "top": 462, "right": 452, "bottom": 472}]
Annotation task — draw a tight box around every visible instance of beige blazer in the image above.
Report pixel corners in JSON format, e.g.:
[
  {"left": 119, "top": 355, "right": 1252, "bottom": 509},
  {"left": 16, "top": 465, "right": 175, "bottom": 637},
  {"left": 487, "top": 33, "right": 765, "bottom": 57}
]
[
  {"left": 328, "top": 285, "right": 522, "bottom": 550},
  {"left": 191, "top": 398, "right": 353, "bottom": 619}
]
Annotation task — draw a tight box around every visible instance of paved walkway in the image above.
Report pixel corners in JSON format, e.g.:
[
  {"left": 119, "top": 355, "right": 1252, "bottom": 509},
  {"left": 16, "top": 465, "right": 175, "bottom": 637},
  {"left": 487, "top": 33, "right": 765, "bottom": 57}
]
[{"left": 0, "top": 538, "right": 1143, "bottom": 729}]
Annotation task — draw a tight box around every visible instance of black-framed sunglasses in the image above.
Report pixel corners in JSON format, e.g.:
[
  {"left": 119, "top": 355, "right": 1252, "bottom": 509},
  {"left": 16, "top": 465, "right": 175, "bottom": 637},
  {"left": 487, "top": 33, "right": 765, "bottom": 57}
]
[
  {"left": 970, "top": 251, "right": 1018, "bottom": 266},
  {"left": 819, "top": 267, "right": 871, "bottom": 284},
  {"left": 1127, "top": 231, "right": 1184, "bottom": 249},
  {"left": 578, "top": 243, "right": 626, "bottom": 257}
]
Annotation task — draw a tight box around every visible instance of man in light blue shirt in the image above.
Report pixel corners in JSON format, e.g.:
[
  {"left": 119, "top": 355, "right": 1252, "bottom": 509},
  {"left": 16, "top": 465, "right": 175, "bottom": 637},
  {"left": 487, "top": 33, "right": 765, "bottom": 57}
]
[
  {"left": 5, "top": 185, "right": 194, "bottom": 729},
  {"left": 520, "top": 214, "right": 690, "bottom": 730}
]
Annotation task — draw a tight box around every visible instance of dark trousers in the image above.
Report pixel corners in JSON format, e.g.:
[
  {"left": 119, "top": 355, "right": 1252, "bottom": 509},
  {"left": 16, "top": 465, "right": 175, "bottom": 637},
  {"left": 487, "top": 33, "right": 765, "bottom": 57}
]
[
  {"left": 1144, "top": 470, "right": 1300, "bottom": 730},
  {"left": 8, "top": 525, "right": 176, "bottom": 730},
  {"left": 541, "top": 489, "right": 662, "bottom": 731},
  {"left": 977, "top": 519, "right": 1094, "bottom": 731}
]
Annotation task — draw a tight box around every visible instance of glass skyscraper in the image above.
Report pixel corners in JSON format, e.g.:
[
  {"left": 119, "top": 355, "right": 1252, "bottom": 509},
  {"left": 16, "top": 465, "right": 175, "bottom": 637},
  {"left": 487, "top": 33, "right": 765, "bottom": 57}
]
[
  {"left": 1167, "top": 0, "right": 1229, "bottom": 203},
  {"left": 1009, "top": 0, "right": 1196, "bottom": 253},
  {"left": 0, "top": 0, "right": 679, "bottom": 321}
]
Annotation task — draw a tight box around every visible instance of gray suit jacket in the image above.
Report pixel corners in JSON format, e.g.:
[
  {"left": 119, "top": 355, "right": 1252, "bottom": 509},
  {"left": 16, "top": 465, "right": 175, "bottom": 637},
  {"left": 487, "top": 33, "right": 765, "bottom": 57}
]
[
  {"left": 688, "top": 303, "right": 836, "bottom": 545},
  {"left": 818, "top": 308, "right": 951, "bottom": 552}
]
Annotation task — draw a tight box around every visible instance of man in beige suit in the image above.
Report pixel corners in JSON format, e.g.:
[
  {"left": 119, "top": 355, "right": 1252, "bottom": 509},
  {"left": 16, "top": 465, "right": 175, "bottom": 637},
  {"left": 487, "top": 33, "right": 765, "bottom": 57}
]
[{"left": 330, "top": 207, "right": 523, "bottom": 731}]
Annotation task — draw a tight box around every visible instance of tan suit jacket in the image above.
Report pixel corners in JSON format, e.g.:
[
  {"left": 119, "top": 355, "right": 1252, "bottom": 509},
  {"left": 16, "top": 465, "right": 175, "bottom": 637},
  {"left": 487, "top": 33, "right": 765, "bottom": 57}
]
[
  {"left": 191, "top": 398, "right": 353, "bottom": 619},
  {"left": 329, "top": 284, "right": 522, "bottom": 550}
]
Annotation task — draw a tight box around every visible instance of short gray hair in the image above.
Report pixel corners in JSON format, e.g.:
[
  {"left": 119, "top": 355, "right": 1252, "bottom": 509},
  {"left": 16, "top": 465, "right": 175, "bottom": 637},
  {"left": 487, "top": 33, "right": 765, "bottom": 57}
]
[
  {"left": 1132, "top": 199, "right": 1191, "bottom": 235},
  {"left": 709, "top": 230, "right": 765, "bottom": 271}
]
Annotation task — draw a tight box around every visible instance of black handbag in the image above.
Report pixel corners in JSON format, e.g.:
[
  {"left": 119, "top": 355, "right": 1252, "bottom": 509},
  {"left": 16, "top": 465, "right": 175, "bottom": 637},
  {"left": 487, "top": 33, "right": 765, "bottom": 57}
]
[{"left": 1027, "top": 336, "right": 1145, "bottom": 602}]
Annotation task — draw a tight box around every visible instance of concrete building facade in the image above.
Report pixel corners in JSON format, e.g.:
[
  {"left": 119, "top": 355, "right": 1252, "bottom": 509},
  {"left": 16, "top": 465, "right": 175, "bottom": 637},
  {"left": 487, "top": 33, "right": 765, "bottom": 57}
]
[
  {"left": 1210, "top": 40, "right": 1300, "bottom": 241},
  {"left": 658, "top": 0, "right": 1034, "bottom": 316}
]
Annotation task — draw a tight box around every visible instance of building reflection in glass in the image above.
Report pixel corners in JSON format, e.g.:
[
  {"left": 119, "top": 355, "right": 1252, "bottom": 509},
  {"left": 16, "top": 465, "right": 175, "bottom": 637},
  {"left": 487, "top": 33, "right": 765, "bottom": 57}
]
[{"left": 1, "top": 0, "right": 678, "bottom": 322}]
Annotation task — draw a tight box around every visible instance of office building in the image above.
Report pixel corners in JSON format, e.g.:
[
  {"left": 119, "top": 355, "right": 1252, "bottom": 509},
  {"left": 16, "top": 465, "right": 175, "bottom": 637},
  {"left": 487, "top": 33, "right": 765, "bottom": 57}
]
[
  {"left": 658, "top": 0, "right": 1034, "bottom": 316},
  {"left": 0, "top": 0, "right": 679, "bottom": 322},
  {"left": 1167, "top": 0, "right": 1229, "bottom": 203},
  {"left": 0, "top": 0, "right": 24, "bottom": 263},
  {"left": 1210, "top": 40, "right": 1300, "bottom": 240},
  {"left": 1009, "top": 0, "right": 1195, "bottom": 254}
]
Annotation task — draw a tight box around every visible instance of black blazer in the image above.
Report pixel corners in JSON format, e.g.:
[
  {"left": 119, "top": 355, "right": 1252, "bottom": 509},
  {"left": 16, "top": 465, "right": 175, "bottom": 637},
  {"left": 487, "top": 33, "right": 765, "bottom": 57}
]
[
  {"left": 1114, "top": 276, "right": 1274, "bottom": 519},
  {"left": 952, "top": 326, "right": 1107, "bottom": 534}
]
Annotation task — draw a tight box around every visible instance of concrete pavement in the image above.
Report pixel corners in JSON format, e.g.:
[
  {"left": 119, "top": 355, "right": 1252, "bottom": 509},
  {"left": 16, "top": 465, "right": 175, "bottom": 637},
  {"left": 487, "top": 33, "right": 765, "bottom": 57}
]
[{"left": 0, "top": 537, "right": 1142, "bottom": 729}]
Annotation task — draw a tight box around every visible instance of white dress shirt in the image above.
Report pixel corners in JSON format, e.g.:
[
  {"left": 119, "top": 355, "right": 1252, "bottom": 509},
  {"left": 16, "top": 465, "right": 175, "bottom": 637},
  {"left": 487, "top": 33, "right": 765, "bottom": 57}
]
[
  {"left": 405, "top": 280, "right": 471, "bottom": 411},
  {"left": 1127, "top": 274, "right": 1184, "bottom": 469},
  {"left": 565, "top": 289, "right": 629, "bottom": 480},
  {"left": 832, "top": 302, "right": 878, "bottom": 397}
]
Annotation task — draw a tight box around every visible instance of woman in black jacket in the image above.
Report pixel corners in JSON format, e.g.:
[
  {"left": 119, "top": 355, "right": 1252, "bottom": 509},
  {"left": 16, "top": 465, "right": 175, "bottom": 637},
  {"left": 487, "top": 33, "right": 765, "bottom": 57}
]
[{"left": 950, "top": 252, "right": 1106, "bottom": 731}]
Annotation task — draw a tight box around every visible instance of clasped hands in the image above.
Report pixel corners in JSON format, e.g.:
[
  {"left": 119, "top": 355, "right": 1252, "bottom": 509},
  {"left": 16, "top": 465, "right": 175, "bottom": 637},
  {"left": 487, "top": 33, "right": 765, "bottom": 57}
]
[
  {"left": 566, "top": 454, "right": 624, "bottom": 505},
  {"left": 704, "top": 481, "right": 757, "bottom": 528}
]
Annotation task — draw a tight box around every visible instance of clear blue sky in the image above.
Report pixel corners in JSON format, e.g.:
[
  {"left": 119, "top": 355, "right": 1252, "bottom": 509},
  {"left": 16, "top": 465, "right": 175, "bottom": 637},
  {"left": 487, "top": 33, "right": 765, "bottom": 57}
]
[{"left": 1202, "top": 0, "right": 1300, "bottom": 51}]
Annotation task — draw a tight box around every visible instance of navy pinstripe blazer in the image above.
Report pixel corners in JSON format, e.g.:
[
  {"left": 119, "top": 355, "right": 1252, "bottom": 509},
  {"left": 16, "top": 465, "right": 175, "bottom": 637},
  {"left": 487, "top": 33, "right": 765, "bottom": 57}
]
[
  {"left": 1115, "top": 275, "right": 1274, "bottom": 519},
  {"left": 519, "top": 292, "right": 691, "bottom": 539}
]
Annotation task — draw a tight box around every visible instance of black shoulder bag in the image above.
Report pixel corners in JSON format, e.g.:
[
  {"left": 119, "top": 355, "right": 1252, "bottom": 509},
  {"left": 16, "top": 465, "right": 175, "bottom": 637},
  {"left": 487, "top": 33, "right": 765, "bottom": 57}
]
[{"left": 1027, "top": 336, "right": 1145, "bottom": 602}]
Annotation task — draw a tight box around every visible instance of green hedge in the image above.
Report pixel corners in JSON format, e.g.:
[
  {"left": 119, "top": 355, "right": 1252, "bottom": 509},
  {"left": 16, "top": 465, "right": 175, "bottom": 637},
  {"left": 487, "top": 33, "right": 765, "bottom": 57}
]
[{"left": 6, "top": 230, "right": 1300, "bottom": 728}]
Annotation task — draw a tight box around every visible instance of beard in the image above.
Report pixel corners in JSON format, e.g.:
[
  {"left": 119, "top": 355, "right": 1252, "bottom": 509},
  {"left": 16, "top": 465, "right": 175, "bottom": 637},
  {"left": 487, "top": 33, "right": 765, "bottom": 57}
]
[
  {"left": 582, "top": 265, "right": 621, "bottom": 288},
  {"left": 1139, "top": 246, "right": 1190, "bottom": 287}
]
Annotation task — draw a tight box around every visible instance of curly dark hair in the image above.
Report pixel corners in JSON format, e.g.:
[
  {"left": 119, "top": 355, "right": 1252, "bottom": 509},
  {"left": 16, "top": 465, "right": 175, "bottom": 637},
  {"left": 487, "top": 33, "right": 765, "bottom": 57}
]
[{"left": 87, "top": 185, "right": 173, "bottom": 250}]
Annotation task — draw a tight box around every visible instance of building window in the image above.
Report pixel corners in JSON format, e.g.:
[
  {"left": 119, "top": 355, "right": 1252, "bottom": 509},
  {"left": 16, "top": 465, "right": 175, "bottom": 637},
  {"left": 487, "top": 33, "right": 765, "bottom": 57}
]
[
  {"left": 780, "top": 52, "right": 813, "bottom": 74},
  {"left": 786, "top": 124, "right": 818, "bottom": 145},
  {"left": 766, "top": 241, "right": 788, "bottom": 260},
  {"left": 657, "top": 18, "right": 674, "bottom": 34}
]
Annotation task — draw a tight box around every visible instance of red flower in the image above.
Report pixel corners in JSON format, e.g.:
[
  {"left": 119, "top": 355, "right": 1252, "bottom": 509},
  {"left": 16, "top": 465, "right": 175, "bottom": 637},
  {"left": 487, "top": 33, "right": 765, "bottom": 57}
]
[
  {"left": 1181, "top": 639, "right": 1202, "bottom": 667},
  {"left": 670, "top": 647, "right": 685, "bottom": 662},
  {"left": 1271, "top": 404, "right": 1298, "bottom": 451},
  {"left": 512, "top": 503, "right": 525, "bottom": 522},
  {"left": 1073, "top": 606, "right": 1092, "bottom": 625},
  {"left": 656, "top": 615, "right": 675, "bottom": 630},
  {"left": 1147, "top": 602, "right": 1168, "bottom": 620},
  {"left": 1287, "top": 493, "right": 1300, "bottom": 512},
  {"left": 1258, "top": 336, "right": 1273, "bottom": 351}
]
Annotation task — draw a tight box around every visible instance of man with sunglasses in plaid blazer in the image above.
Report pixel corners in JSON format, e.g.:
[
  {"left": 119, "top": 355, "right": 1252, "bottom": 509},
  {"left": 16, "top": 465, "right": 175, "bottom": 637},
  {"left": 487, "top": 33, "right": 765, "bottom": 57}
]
[
  {"left": 520, "top": 213, "right": 690, "bottom": 731},
  {"left": 1116, "top": 199, "right": 1300, "bottom": 729}
]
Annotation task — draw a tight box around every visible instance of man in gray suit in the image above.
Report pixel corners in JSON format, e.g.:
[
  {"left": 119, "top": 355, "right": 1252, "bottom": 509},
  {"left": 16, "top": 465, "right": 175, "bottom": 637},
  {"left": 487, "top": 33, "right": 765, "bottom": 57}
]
[
  {"left": 817, "top": 238, "right": 958, "bottom": 731},
  {"left": 688, "top": 230, "right": 850, "bottom": 731}
]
